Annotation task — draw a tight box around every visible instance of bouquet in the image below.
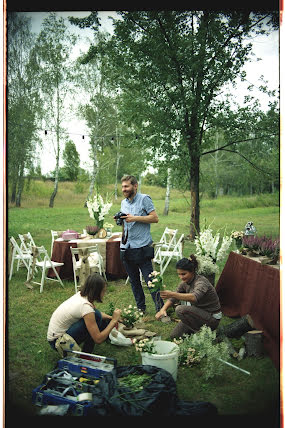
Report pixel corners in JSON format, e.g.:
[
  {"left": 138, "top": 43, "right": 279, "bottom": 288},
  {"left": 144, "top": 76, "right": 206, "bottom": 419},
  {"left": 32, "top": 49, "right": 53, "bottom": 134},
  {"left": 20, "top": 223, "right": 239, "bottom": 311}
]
[
  {"left": 86, "top": 193, "right": 112, "bottom": 229},
  {"left": 134, "top": 338, "right": 156, "bottom": 354},
  {"left": 231, "top": 231, "right": 245, "bottom": 250},
  {"left": 121, "top": 304, "right": 143, "bottom": 328},
  {"left": 194, "top": 226, "right": 232, "bottom": 275},
  {"left": 147, "top": 271, "right": 165, "bottom": 292}
]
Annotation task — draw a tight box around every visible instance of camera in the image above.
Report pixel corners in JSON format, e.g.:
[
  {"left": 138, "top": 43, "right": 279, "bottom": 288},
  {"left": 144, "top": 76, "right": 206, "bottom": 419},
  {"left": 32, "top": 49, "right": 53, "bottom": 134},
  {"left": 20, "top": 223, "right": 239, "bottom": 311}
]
[{"left": 114, "top": 211, "right": 127, "bottom": 226}]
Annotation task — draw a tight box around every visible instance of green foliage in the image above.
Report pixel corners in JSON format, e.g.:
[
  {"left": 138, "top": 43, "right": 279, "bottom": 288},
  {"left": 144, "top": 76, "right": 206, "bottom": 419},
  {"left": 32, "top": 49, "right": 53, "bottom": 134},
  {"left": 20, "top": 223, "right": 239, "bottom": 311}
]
[
  {"left": 7, "top": 187, "right": 279, "bottom": 414},
  {"left": 62, "top": 140, "right": 80, "bottom": 181},
  {"left": 174, "top": 326, "right": 230, "bottom": 380}
]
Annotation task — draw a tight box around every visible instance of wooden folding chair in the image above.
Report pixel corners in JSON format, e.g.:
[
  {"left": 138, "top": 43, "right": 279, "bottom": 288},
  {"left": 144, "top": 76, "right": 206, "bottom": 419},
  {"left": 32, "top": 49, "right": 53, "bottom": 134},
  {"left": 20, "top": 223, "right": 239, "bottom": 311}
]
[
  {"left": 70, "top": 245, "right": 107, "bottom": 293},
  {"left": 27, "top": 245, "right": 64, "bottom": 293}
]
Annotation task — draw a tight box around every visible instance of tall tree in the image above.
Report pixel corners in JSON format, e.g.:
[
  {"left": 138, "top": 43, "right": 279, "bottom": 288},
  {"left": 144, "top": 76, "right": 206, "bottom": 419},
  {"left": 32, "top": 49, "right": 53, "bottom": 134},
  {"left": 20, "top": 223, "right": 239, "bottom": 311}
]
[
  {"left": 62, "top": 140, "right": 80, "bottom": 181},
  {"left": 83, "top": 11, "right": 278, "bottom": 238},
  {"left": 33, "top": 12, "right": 77, "bottom": 207},
  {"left": 7, "top": 12, "right": 41, "bottom": 206}
]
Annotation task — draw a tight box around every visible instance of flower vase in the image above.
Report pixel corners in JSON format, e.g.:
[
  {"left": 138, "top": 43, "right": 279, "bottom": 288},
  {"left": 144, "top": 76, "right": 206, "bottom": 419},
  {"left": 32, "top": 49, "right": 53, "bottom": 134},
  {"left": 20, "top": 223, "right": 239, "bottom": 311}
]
[{"left": 205, "top": 273, "right": 215, "bottom": 286}]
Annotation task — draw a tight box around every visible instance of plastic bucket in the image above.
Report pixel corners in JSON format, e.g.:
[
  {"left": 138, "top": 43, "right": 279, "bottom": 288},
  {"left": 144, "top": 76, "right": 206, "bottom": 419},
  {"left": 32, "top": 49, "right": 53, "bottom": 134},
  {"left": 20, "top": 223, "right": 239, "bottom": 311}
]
[{"left": 141, "top": 340, "right": 179, "bottom": 381}]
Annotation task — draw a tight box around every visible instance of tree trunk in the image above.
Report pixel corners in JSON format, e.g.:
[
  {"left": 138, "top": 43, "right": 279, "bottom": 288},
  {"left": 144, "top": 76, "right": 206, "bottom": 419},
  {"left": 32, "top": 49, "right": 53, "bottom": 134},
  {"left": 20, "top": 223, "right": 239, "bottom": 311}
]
[
  {"left": 163, "top": 168, "right": 171, "bottom": 216},
  {"left": 10, "top": 177, "right": 17, "bottom": 203},
  {"left": 114, "top": 129, "right": 120, "bottom": 200},
  {"left": 86, "top": 138, "right": 99, "bottom": 205},
  {"left": 49, "top": 169, "right": 59, "bottom": 208},
  {"left": 49, "top": 138, "right": 60, "bottom": 208},
  {"left": 189, "top": 154, "right": 200, "bottom": 239},
  {"left": 15, "top": 163, "right": 24, "bottom": 207},
  {"left": 49, "top": 86, "right": 61, "bottom": 208}
]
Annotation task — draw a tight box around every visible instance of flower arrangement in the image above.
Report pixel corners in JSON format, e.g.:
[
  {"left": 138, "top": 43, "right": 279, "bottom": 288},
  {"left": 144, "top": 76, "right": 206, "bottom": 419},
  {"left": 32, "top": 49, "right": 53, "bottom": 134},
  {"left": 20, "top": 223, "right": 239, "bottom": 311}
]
[
  {"left": 194, "top": 226, "right": 232, "bottom": 275},
  {"left": 147, "top": 271, "right": 165, "bottom": 292},
  {"left": 242, "top": 235, "right": 280, "bottom": 261},
  {"left": 231, "top": 231, "right": 245, "bottom": 240},
  {"left": 121, "top": 304, "right": 144, "bottom": 328},
  {"left": 103, "top": 222, "right": 114, "bottom": 230},
  {"left": 134, "top": 338, "right": 156, "bottom": 354},
  {"left": 231, "top": 231, "right": 245, "bottom": 250},
  {"left": 173, "top": 325, "right": 230, "bottom": 379},
  {"left": 86, "top": 193, "right": 112, "bottom": 229}
]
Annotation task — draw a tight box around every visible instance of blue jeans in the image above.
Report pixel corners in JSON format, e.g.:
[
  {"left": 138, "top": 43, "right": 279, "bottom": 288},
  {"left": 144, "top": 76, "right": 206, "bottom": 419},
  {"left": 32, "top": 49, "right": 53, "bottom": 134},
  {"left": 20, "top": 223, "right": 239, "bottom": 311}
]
[
  {"left": 122, "top": 256, "right": 164, "bottom": 312},
  {"left": 49, "top": 309, "right": 109, "bottom": 353}
]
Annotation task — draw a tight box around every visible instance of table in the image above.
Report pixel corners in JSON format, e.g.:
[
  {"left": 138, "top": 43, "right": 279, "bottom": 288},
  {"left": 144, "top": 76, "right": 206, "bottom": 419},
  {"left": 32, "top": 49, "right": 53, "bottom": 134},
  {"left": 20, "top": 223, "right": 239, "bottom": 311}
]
[
  {"left": 49, "top": 233, "right": 127, "bottom": 281},
  {"left": 216, "top": 251, "right": 280, "bottom": 369}
]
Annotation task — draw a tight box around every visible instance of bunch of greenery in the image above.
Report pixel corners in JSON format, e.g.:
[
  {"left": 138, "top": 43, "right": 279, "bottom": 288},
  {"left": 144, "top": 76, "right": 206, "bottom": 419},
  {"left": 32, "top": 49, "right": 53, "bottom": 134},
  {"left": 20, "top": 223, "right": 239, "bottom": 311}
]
[
  {"left": 134, "top": 338, "right": 156, "bottom": 354},
  {"left": 121, "top": 305, "right": 144, "bottom": 328},
  {"left": 173, "top": 325, "right": 230, "bottom": 380}
]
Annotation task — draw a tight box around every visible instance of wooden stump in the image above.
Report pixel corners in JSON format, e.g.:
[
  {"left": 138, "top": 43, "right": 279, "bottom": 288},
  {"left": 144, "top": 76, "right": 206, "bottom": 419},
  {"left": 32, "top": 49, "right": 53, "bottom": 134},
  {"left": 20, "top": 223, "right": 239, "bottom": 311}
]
[{"left": 244, "top": 330, "right": 263, "bottom": 357}]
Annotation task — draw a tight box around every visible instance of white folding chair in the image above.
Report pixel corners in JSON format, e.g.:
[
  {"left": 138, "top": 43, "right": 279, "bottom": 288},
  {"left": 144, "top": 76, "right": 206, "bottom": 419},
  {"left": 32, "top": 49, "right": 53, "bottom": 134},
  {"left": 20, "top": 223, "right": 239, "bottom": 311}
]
[
  {"left": 153, "top": 233, "right": 184, "bottom": 275},
  {"left": 27, "top": 245, "right": 64, "bottom": 293},
  {"left": 51, "top": 230, "right": 59, "bottom": 256},
  {"left": 70, "top": 245, "right": 107, "bottom": 293},
  {"left": 18, "top": 233, "right": 38, "bottom": 273},
  {"left": 9, "top": 236, "right": 33, "bottom": 280},
  {"left": 153, "top": 227, "right": 178, "bottom": 258}
]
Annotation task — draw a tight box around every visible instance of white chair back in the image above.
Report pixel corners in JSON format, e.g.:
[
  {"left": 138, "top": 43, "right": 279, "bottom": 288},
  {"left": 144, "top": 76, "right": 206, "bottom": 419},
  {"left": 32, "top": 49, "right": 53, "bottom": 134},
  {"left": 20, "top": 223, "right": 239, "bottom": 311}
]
[
  {"left": 70, "top": 245, "right": 106, "bottom": 293},
  {"left": 26, "top": 245, "right": 64, "bottom": 293},
  {"left": 153, "top": 233, "right": 185, "bottom": 276},
  {"left": 9, "top": 236, "right": 32, "bottom": 280}
]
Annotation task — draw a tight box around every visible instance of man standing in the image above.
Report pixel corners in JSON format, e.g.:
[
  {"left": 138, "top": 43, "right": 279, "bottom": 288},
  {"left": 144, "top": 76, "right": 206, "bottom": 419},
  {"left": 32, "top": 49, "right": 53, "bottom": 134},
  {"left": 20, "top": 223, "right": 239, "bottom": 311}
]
[{"left": 118, "top": 175, "right": 164, "bottom": 315}]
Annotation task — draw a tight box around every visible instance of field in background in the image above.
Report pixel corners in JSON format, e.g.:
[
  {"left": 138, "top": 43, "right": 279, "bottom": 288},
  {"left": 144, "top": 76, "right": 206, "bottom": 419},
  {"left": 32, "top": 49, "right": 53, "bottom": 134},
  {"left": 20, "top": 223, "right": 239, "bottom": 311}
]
[{"left": 7, "top": 180, "right": 280, "bottom": 418}]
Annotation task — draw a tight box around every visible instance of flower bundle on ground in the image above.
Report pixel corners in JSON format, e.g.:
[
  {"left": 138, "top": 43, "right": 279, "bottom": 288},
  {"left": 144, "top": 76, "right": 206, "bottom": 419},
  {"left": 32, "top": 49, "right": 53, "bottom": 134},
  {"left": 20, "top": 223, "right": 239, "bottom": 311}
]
[
  {"left": 86, "top": 193, "right": 112, "bottom": 229},
  {"left": 121, "top": 305, "right": 144, "bottom": 328},
  {"left": 173, "top": 325, "right": 230, "bottom": 379},
  {"left": 194, "top": 226, "right": 232, "bottom": 275},
  {"left": 148, "top": 271, "right": 165, "bottom": 292},
  {"left": 134, "top": 338, "right": 156, "bottom": 354}
]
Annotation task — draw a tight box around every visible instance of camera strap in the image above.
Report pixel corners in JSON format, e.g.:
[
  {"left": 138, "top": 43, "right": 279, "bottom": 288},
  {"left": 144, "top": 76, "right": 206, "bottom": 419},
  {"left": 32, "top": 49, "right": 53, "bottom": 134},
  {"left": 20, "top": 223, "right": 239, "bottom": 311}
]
[{"left": 122, "top": 223, "right": 128, "bottom": 245}]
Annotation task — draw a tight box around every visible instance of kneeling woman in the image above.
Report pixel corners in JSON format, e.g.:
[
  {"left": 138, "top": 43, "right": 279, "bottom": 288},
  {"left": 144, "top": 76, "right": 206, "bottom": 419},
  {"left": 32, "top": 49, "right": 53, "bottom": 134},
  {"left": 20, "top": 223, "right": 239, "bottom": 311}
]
[
  {"left": 47, "top": 273, "right": 121, "bottom": 354},
  {"left": 155, "top": 255, "right": 222, "bottom": 339}
]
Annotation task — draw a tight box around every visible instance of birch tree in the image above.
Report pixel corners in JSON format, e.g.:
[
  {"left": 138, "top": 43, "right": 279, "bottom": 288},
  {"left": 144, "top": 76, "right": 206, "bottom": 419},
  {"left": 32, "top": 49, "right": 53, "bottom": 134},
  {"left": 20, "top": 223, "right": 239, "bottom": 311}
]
[{"left": 33, "top": 12, "right": 77, "bottom": 207}]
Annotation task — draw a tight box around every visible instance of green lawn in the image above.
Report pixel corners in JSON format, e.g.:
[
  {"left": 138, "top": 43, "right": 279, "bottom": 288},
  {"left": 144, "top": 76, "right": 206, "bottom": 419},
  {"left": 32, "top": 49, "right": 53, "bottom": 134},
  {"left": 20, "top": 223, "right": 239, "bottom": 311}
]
[{"left": 7, "top": 185, "right": 280, "bottom": 417}]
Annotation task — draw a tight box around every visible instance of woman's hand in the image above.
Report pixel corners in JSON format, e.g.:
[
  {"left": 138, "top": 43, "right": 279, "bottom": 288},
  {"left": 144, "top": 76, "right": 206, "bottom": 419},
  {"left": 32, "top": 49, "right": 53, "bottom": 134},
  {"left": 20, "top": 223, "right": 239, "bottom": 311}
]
[
  {"left": 112, "top": 308, "right": 122, "bottom": 322},
  {"left": 160, "top": 290, "right": 174, "bottom": 299},
  {"left": 155, "top": 308, "right": 167, "bottom": 320}
]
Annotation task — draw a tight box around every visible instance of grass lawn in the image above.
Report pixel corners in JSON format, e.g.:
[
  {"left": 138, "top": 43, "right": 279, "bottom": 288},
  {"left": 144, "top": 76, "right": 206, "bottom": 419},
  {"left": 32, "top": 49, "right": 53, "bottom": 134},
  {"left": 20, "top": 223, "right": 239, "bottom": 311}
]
[{"left": 6, "top": 183, "right": 280, "bottom": 418}]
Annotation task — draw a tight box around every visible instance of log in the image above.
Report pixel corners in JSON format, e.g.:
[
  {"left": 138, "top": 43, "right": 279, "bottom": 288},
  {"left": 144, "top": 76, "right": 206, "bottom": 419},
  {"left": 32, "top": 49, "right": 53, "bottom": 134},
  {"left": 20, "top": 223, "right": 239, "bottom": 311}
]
[
  {"left": 216, "top": 315, "right": 254, "bottom": 339},
  {"left": 244, "top": 330, "right": 263, "bottom": 357},
  {"left": 237, "top": 347, "right": 246, "bottom": 361},
  {"left": 223, "top": 336, "right": 239, "bottom": 359}
]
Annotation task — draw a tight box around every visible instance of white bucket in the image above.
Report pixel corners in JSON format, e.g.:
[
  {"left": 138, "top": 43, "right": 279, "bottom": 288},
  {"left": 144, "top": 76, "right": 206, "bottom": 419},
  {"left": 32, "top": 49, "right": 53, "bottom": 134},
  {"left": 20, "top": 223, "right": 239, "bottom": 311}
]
[{"left": 141, "top": 340, "right": 179, "bottom": 381}]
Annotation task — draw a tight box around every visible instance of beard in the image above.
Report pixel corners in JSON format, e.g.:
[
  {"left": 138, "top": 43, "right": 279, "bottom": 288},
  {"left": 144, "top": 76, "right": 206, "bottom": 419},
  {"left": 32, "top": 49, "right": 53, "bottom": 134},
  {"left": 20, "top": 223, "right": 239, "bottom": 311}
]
[{"left": 123, "top": 187, "right": 135, "bottom": 198}]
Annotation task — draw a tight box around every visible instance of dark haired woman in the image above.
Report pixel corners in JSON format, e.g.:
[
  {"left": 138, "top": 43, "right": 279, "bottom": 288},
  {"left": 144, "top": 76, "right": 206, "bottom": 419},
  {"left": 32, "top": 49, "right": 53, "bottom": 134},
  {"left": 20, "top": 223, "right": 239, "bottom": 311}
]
[
  {"left": 47, "top": 273, "right": 121, "bottom": 353},
  {"left": 155, "top": 255, "right": 222, "bottom": 339}
]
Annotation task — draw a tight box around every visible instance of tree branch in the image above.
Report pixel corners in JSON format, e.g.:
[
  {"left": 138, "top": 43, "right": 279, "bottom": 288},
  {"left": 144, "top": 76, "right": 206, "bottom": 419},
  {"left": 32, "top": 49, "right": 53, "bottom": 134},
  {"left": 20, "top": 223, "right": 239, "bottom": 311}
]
[
  {"left": 201, "top": 133, "right": 278, "bottom": 156},
  {"left": 218, "top": 148, "right": 274, "bottom": 176}
]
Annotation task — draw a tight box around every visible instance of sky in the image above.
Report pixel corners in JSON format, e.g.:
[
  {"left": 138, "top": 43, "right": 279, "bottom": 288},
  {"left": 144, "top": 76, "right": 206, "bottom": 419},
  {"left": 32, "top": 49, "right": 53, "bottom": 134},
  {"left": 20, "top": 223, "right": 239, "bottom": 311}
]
[{"left": 20, "top": 11, "right": 280, "bottom": 175}]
